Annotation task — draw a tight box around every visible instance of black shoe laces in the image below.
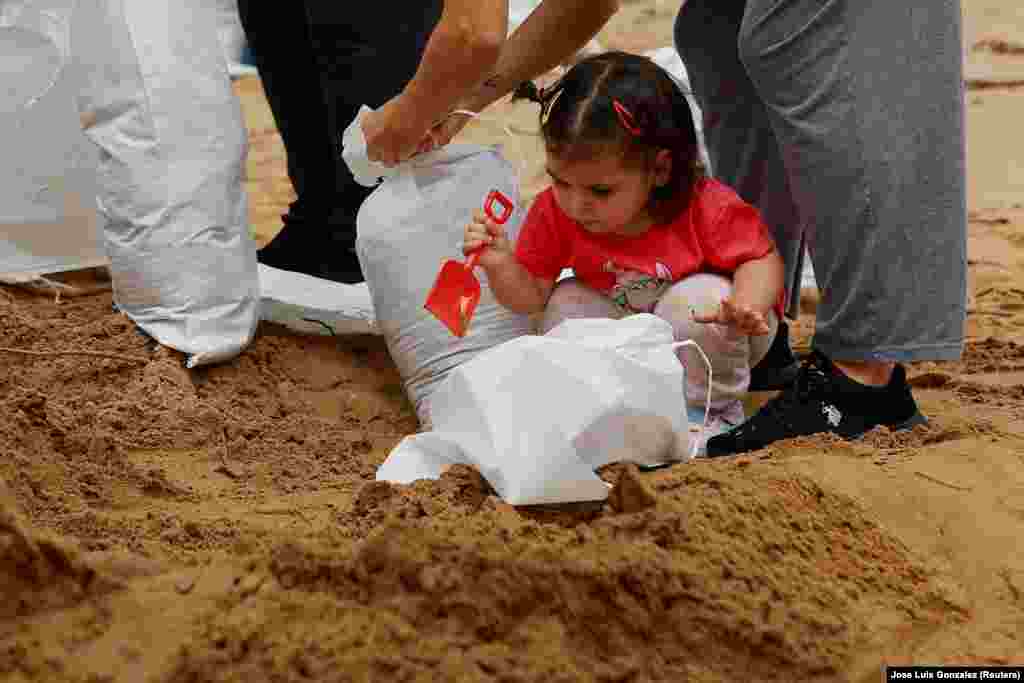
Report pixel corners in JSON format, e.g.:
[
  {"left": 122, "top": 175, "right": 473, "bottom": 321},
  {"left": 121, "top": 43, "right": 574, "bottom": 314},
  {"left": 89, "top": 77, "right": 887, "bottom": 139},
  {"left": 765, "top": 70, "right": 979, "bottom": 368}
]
[{"left": 758, "top": 351, "right": 834, "bottom": 425}]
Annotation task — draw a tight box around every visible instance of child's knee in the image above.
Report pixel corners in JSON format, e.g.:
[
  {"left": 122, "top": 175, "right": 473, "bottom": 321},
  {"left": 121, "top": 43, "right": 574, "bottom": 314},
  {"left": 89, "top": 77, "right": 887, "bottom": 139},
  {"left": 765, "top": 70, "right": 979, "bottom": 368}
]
[
  {"left": 540, "top": 278, "right": 618, "bottom": 334},
  {"left": 655, "top": 273, "right": 733, "bottom": 331}
]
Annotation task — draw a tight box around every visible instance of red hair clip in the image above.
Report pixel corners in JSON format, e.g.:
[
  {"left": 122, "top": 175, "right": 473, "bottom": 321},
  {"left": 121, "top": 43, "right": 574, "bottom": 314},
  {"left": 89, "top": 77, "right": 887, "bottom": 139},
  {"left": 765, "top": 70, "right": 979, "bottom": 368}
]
[{"left": 613, "top": 100, "right": 642, "bottom": 136}]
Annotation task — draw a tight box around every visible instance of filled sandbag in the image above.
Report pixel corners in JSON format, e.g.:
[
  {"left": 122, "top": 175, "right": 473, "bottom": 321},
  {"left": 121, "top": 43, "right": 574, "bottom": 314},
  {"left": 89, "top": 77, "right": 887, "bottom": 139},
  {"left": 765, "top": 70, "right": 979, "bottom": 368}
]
[
  {"left": 0, "top": 0, "right": 107, "bottom": 278},
  {"left": 74, "top": 0, "right": 259, "bottom": 367},
  {"left": 258, "top": 264, "right": 378, "bottom": 337},
  {"left": 378, "top": 315, "right": 712, "bottom": 505},
  {"left": 349, "top": 129, "right": 534, "bottom": 426}
]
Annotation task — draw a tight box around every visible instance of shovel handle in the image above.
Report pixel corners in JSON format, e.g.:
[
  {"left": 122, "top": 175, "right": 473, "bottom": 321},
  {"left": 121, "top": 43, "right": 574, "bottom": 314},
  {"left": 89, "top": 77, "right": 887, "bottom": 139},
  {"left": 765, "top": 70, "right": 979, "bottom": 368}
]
[
  {"left": 465, "top": 191, "right": 513, "bottom": 271},
  {"left": 484, "top": 190, "right": 514, "bottom": 224}
]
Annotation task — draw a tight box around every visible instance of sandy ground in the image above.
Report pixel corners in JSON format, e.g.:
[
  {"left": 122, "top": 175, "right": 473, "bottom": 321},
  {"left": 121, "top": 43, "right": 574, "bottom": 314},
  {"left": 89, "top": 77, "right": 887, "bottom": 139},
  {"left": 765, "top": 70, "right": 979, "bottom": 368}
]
[{"left": 2, "top": 1, "right": 1024, "bottom": 681}]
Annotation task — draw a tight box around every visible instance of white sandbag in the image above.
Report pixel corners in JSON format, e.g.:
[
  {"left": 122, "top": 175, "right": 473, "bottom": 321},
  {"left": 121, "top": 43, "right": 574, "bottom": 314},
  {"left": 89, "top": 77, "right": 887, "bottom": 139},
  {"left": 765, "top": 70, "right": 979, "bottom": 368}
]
[
  {"left": 0, "top": 0, "right": 107, "bottom": 277},
  {"left": 258, "top": 264, "right": 378, "bottom": 336},
  {"left": 74, "top": 0, "right": 259, "bottom": 368},
  {"left": 340, "top": 105, "right": 403, "bottom": 189},
  {"left": 377, "top": 315, "right": 712, "bottom": 506},
  {"left": 209, "top": 0, "right": 245, "bottom": 66},
  {"left": 353, "top": 143, "right": 534, "bottom": 427}
]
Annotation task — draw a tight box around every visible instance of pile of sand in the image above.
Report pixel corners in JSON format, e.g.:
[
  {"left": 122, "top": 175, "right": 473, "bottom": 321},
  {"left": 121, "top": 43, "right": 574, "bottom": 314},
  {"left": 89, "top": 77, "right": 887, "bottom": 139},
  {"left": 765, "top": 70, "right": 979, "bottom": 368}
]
[
  {"left": 0, "top": 282, "right": 1008, "bottom": 681},
  {"left": 0, "top": 319, "right": 968, "bottom": 681},
  {"left": 2, "top": 0, "right": 1024, "bottom": 679}
]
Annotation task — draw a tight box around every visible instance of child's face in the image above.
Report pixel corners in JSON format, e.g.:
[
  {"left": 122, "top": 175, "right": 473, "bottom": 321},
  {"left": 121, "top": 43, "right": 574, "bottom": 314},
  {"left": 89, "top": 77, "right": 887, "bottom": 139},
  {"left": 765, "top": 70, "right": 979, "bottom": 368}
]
[{"left": 546, "top": 151, "right": 669, "bottom": 237}]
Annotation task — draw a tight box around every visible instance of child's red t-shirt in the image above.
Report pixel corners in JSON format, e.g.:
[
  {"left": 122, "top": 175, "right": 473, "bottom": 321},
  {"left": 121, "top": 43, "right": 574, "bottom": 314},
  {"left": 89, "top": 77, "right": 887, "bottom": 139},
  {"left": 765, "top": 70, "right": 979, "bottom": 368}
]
[{"left": 514, "top": 178, "right": 783, "bottom": 315}]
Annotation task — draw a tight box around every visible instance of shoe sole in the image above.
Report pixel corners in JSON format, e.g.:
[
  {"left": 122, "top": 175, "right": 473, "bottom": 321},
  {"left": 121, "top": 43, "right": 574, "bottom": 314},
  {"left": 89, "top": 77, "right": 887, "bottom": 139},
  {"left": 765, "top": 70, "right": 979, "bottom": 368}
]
[
  {"left": 886, "top": 410, "right": 929, "bottom": 432},
  {"left": 703, "top": 410, "right": 930, "bottom": 460}
]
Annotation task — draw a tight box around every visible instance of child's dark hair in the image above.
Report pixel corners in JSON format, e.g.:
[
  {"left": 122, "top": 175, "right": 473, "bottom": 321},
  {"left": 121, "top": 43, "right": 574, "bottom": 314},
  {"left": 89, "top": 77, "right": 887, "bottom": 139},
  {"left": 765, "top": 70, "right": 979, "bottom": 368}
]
[{"left": 513, "top": 51, "right": 704, "bottom": 223}]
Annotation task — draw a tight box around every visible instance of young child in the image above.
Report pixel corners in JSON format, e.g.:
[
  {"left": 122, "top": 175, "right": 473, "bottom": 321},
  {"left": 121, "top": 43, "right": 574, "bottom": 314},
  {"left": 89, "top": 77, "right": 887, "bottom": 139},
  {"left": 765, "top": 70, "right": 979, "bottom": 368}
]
[{"left": 462, "top": 51, "right": 785, "bottom": 452}]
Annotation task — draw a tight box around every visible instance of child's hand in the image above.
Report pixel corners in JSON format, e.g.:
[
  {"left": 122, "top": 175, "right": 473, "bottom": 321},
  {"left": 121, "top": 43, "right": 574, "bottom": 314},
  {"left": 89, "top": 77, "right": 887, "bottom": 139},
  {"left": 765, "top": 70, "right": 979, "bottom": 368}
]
[
  {"left": 463, "top": 210, "right": 514, "bottom": 269},
  {"left": 692, "top": 297, "right": 772, "bottom": 337}
]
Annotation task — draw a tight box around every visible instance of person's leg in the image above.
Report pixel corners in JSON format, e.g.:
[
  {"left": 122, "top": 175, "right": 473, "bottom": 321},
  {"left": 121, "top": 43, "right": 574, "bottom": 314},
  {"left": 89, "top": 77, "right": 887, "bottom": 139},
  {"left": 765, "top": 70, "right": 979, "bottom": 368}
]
[
  {"left": 539, "top": 278, "right": 623, "bottom": 334},
  {"left": 237, "top": 1, "right": 442, "bottom": 283},
  {"left": 706, "top": 0, "right": 965, "bottom": 456},
  {"left": 237, "top": 0, "right": 348, "bottom": 278},
  {"left": 739, "top": 0, "right": 966, "bottom": 366},
  {"left": 673, "top": 0, "right": 800, "bottom": 388},
  {"left": 654, "top": 274, "right": 778, "bottom": 451},
  {"left": 304, "top": 3, "right": 443, "bottom": 269}
]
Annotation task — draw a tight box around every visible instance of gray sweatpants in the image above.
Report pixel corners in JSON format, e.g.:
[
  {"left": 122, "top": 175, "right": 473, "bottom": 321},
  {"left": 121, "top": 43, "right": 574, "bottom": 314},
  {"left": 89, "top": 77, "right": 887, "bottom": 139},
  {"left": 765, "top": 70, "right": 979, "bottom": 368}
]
[{"left": 674, "top": 0, "right": 967, "bottom": 362}]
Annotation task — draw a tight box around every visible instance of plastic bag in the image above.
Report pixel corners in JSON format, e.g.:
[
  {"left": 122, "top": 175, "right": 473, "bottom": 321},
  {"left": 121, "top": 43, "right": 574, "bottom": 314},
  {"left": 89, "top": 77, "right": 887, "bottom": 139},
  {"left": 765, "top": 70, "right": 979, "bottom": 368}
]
[
  {"left": 210, "top": 0, "right": 245, "bottom": 66},
  {"left": 340, "top": 105, "right": 403, "bottom": 188},
  {"left": 0, "top": 0, "right": 107, "bottom": 277},
  {"left": 353, "top": 142, "right": 534, "bottom": 426},
  {"left": 258, "top": 264, "right": 378, "bottom": 337},
  {"left": 74, "top": 0, "right": 259, "bottom": 368},
  {"left": 377, "top": 314, "right": 712, "bottom": 506}
]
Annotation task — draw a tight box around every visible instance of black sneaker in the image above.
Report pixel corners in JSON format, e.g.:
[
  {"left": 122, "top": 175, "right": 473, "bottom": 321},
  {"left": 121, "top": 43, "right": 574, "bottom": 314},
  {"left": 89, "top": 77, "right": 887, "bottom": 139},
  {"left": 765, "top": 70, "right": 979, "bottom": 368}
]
[
  {"left": 258, "top": 224, "right": 364, "bottom": 284},
  {"left": 706, "top": 350, "right": 927, "bottom": 457},
  {"left": 749, "top": 319, "right": 800, "bottom": 391}
]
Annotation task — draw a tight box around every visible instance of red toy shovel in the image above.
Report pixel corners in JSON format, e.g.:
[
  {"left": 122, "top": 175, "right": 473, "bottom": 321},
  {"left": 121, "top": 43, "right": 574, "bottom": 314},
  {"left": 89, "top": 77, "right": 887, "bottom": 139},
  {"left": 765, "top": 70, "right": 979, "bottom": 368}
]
[{"left": 424, "top": 190, "right": 514, "bottom": 337}]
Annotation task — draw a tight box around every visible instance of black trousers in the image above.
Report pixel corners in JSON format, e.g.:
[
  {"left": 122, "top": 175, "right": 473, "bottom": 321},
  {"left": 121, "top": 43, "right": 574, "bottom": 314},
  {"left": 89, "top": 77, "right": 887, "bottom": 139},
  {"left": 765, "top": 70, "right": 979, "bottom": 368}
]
[{"left": 237, "top": 2, "right": 443, "bottom": 247}]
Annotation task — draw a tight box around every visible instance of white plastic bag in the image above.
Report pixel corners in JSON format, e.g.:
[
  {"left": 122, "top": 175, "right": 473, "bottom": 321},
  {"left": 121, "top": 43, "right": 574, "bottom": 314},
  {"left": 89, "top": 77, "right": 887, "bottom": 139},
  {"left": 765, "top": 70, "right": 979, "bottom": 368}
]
[
  {"left": 74, "top": 0, "right": 259, "bottom": 368},
  {"left": 377, "top": 315, "right": 712, "bottom": 506},
  {"left": 0, "top": 0, "right": 107, "bottom": 277},
  {"left": 353, "top": 142, "right": 534, "bottom": 426},
  {"left": 258, "top": 264, "right": 378, "bottom": 337},
  {"left": 210, "top": 0, "right": 245, "bottom": 66},
  {"left": 340, "top": 105, "right": 402, "bottom": 188}
]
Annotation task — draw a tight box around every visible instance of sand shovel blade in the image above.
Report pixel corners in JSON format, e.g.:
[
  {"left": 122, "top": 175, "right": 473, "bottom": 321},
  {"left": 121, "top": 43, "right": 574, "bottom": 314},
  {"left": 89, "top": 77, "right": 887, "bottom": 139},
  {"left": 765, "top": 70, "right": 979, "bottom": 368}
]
[
  {"left": 423, "top": 190, "right": 513, "bottom": 337},
  {"left": 424, "top": 259, "right": 481, "bottom": 338}
]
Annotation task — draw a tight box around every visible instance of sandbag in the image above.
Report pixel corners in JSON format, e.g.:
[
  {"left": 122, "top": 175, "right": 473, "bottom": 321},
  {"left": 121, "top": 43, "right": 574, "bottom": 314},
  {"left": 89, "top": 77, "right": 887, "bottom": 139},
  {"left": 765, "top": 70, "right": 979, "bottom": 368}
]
[
  {"left": 210, "top": 0, "right": 245, "bottom": 66},
  {"left": 258, "top": 264, "right": 378, "bottom": 337},
  {"left": 74, "top": 0, "right": 259, "bottom": 367},
  {"left": 0, "top": 0, "right": 107, "bottom": 277},
  {"left": 353, "top": 143, "right": 534, "bottom": 426},
  {"left": 377, "top": 315, "right": 711, "bottom": 506}
]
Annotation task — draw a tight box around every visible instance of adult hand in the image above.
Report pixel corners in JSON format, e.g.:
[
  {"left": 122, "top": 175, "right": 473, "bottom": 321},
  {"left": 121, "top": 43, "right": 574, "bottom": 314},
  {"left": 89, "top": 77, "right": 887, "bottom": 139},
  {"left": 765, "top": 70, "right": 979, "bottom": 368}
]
[
  {"left": 410, "top": 111, "right": 475, "bottom": 158},
  {"left": 362, "top": 97, "right": 433, "bottom": 166},
  {"left": 428, "top": 111, "right": 475, "bottom": 150},
  {"left": 692, "top": 297, "right": 773, "bottom": 337}
]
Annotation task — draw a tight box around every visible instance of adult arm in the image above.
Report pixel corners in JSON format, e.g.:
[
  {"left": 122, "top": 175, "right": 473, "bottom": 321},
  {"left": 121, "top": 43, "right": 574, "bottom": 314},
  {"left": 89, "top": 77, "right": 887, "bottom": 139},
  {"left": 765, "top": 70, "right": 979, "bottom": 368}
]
[
  {"left": 363, "top": 0, "right": 508, "bottom": 164},
  {"left": 375, "top": 0, "right": 621, "bottom": 156},
  {"left": 460, "top": 0, "right": 620, "bottom": 113}
]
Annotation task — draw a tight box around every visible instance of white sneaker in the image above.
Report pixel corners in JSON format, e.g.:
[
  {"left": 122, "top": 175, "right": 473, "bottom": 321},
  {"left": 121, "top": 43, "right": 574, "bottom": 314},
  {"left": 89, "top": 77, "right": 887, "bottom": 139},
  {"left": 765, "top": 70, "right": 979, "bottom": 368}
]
[{"left": 688, "top": 401, "right": 745, "bottom": 457}]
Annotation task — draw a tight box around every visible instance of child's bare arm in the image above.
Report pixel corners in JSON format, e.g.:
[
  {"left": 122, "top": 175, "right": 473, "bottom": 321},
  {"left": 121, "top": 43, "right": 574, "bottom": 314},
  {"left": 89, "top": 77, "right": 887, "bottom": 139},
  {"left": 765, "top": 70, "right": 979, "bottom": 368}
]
[
  {"left": 731, "top": 247, "right": 785, "bottom": 318},
  {"left": 463, "top": 212, "right": 555, "bottom": 314},
  {"left": 484, "top": 258, "right": 554, "bottom": 314},
  {"left": 693, "top": 248, "right": 784, "bottom": 336}
]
